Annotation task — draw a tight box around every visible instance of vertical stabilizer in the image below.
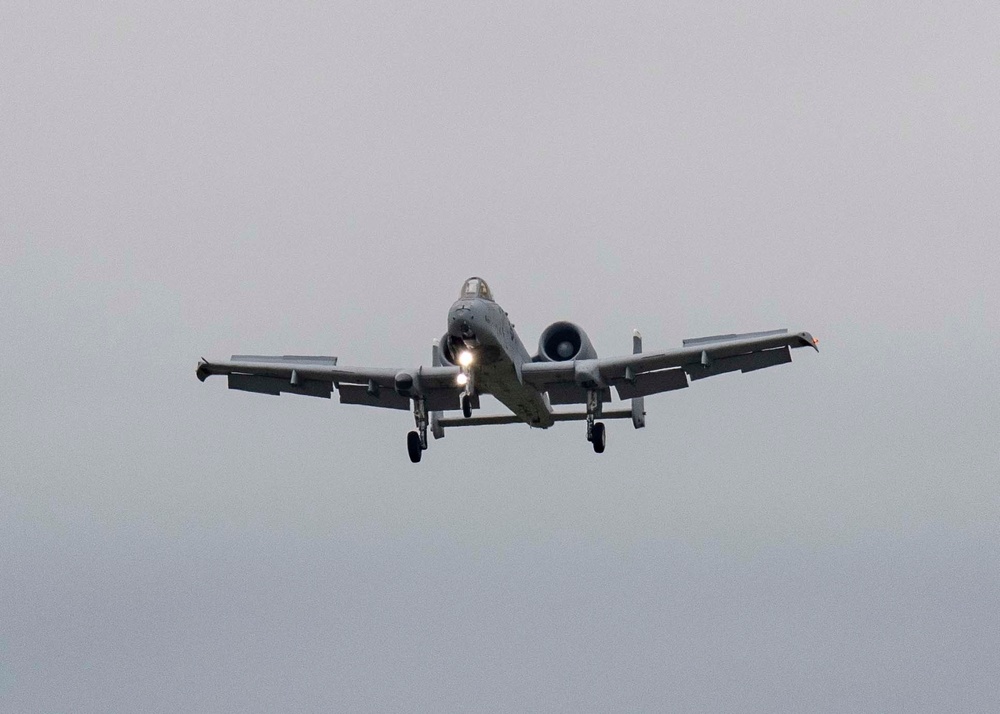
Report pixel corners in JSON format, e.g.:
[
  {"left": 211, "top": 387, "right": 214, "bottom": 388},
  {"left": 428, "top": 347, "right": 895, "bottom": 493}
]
[
  {"left": 631, "top": 330, "right": 646, "bottom": 429},
  {"left": 430, "top": 341, "right": 446, "bottom": 439}
]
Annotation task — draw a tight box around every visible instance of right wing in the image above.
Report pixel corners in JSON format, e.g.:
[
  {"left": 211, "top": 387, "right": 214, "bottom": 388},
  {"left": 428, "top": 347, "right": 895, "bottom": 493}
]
[
  {"left": 521, "top": 329, "right": 817, "bottom": 402},
  {"left": 196, "top": 355, "right": 465, "bottom": 411}
]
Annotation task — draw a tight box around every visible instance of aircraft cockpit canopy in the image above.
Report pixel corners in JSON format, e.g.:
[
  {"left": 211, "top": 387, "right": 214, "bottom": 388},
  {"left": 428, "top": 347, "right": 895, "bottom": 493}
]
[{"left": 460, "top": 277, "right": 494, "bottom": 301}]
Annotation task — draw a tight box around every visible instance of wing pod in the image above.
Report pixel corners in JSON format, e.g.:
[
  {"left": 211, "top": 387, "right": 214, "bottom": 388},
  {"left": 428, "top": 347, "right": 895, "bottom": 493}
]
[{"left": 534, "top": 321, "right": 599, "bottom": 362}]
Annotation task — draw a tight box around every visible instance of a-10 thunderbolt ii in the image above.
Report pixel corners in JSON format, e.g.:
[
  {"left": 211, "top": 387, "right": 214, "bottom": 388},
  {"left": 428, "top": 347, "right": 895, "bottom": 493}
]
[{"left": 197, "top": 277, "right": 818, "bottom": 463}]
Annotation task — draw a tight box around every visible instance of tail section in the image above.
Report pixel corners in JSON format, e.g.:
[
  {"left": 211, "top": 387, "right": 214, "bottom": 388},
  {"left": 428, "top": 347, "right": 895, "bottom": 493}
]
[{"left": 631, "top": 330, "right": 646, "bottom": 429}]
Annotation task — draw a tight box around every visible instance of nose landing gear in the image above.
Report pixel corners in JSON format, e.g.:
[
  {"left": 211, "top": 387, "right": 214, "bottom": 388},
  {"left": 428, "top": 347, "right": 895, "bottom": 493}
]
[{"left": 457, "top": 363, "right": 475, "bottom": 419}]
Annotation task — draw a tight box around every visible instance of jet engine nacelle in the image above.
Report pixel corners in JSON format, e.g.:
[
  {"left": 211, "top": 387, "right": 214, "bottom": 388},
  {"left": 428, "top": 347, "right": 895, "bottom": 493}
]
[
  {"left": 535, "top": 321, "right": 599, "bottom": 362},
  {"left": 437, "top": 333, "right": 462, "bottom": 367}
]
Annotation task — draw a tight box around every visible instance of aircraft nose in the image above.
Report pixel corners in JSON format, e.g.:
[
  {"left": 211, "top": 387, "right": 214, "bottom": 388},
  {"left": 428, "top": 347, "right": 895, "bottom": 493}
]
[
  {"left": 449, "top": 302, "right": 470, "bottom": 322},
  {"left": 448, "top": 303, "right": 475, "bottom": 339}
]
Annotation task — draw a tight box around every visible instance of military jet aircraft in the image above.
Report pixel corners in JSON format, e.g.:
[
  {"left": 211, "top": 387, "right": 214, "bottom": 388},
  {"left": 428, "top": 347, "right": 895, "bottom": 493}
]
[{"left": 197, "top": 277, "right": 817, "bottom": 463}]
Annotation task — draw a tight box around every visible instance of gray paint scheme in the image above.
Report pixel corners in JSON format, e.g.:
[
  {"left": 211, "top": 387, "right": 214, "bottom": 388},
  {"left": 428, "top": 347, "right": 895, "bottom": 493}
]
[{"left": 197, "top": 277, "right": 817, "bottom": 454}]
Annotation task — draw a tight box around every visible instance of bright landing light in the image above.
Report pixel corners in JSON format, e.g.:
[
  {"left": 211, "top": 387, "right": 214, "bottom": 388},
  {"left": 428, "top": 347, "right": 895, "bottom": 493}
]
[
  {"left": 458, "top": 351, "right": 474, "bottom": 367},
  {"left": 456, "top": 373, "right": 469, "bottom": 386}
]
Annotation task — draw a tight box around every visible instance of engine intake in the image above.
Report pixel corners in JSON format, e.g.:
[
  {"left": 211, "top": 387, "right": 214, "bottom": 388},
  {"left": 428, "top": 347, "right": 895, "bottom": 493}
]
[
  {"left": 536, "top": 321, "right": 598, "bottom": 362},
  {"left": 437, "top": 334, "right": 462, "bottom": 367}
]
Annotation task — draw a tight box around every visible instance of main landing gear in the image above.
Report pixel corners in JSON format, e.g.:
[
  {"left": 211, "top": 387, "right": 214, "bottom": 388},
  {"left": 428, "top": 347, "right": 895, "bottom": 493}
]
[
  {"left": 585, "top": 389, "right": 606, "bottom": 454},
  {"left": 408, "top": 397, "right": 429, "bottom": 463},
  {"left": 406, "top": 430, "right": 423, "bottom": 463},
  {"left": 590, "top": 421, "right": 606, "bottom": 453}
]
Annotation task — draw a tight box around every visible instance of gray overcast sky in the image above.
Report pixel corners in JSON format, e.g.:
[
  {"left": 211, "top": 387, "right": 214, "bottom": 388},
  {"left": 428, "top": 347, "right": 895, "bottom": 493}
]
[{"left": 2, "top": 2, "right": 998, "bottom": 711}]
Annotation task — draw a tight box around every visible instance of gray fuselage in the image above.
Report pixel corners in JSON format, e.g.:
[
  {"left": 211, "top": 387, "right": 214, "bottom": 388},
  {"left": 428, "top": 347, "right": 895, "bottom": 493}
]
[{"left": 447, "top": 297, "right": 555, "bottom": 427}]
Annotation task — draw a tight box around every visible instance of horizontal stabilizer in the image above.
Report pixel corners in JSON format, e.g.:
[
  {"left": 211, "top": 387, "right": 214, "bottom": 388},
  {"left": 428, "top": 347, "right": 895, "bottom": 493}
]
[{"left": 436, "top": 408, "right": 633, "bottom": 429}]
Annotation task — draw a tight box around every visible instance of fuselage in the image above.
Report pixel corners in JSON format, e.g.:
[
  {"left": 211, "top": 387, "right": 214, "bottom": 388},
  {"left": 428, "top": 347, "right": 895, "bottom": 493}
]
[{"left": 447, "top": 285, "right": 554, "bottom": 428}]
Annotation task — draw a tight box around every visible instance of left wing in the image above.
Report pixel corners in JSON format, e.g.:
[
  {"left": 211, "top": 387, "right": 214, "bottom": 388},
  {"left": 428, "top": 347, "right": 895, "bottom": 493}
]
[
  {"left": 196, "top": 355, "right": 464, "bottom": 411},
  {"left": 520, "top": 329, "right": 817, "bottom": 402}
]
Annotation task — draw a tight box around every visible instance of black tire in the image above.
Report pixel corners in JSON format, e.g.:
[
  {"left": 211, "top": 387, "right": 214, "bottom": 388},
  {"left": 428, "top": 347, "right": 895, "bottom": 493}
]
[
  {"left": 407, "top": 430, "right": 422, "bottom": 463},
  {"left": 462, "top": 394, "right": 472, "bottom": 419},
  {"left": 592, "top": 422, "right": 606, "bottom": 454}
]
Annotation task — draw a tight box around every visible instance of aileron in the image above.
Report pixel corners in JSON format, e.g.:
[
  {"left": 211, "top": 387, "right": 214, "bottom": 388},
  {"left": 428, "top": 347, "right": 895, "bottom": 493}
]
[{"left": 686, "top": 346, "right": 791, "bottom": 381}]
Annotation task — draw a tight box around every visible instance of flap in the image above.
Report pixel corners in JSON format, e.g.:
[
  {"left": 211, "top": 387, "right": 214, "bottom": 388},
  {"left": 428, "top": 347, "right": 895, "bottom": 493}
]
[
  {"left": 426, "top": 391, "right": 480, "bottom": 412},
  {"left": 546, "top": 384, "right": 611, "bottom": 405},
  {"left": 228, "top": 373, "right": 332, "bottom": 398},
  {"left": 337, "top": 385, "right": 479, "bottom": 412},
  {"left": 614, "top": 368, "right": 688, "bottom": 399},
  {"left": 338, "top": 384, "right": 410, "bottom": 410}
]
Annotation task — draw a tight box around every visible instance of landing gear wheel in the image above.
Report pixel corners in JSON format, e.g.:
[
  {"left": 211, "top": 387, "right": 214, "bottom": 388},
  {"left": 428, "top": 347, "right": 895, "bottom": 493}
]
[
  {"left": 407, "top": 430, "right": 422, "bottom": 463},
  {"left": 591, "top": 422, "right": 606, "bottom": 454},
  {"left": 461, "top": 393, "right": 472, "bottom": 419}
]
